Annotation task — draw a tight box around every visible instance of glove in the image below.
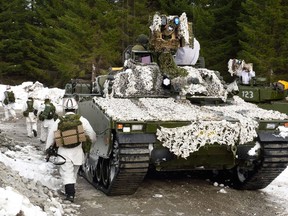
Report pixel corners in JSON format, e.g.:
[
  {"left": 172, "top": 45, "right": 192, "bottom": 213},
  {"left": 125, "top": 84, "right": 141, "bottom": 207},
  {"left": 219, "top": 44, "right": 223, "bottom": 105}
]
[
  {"left": 45, "top": 145, "right": 58, "bottom": 162},
  {"left": 39, "top": 112, "right": 44, "bottom": 121},
  {"left": 45, "top": 145, "right": 58, "bottom": 156},
  {"left": 23, "top": 111, "right": 29, "bottom": 117}
]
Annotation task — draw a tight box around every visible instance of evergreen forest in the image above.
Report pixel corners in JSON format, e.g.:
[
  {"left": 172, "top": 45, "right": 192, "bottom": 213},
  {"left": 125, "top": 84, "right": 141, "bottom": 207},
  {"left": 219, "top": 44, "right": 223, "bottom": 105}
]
[{"left": 1, "top": 0, "right": 288, "bottom": 87}]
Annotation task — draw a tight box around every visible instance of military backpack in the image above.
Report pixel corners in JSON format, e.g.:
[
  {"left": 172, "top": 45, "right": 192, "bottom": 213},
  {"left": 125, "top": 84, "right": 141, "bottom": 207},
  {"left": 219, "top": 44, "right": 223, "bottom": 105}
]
[
  {"left": 3, "top": 91, "right": 15, "bottom": 105},
  {"left": 39, "top": 102, "right": 57, "bottom": 121},
  {"left": 54, "top": 114, "right": 91, "bottom": 152},
  {"left": 23, "top": 99, "right": 34, "bottom": 117}
]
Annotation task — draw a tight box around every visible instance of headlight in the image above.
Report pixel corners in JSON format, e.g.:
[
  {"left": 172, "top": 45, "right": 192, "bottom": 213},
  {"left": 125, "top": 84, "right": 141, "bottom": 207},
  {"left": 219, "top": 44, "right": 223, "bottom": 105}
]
[
  {"left": 266, "top": 123, "right": 277, "bottom": 129},
  {"left": 132, "top": 124, "right": 143, "bottom": 131},
  {"left": 123, "top": 127, "right": 131, "bottom": 133}
]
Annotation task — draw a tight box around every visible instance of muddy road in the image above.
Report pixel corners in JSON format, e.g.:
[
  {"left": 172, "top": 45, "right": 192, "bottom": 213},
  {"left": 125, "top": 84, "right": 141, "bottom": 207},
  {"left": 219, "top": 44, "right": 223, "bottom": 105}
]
[{"left": 0, "top": 110, "right": 286, "bottom": 216}]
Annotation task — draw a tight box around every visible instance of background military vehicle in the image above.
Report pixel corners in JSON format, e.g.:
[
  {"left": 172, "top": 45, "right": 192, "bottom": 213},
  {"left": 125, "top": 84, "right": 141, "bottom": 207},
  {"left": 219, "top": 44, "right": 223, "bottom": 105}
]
[
  {"left": 238, "top": 80, "right": 288, "bottom": 114},
  {"left": 74, "top": 13, "right": 288, "bottom": 196},
  {"left": 228, "top": 59, "right": 288, "bottom": 114}
]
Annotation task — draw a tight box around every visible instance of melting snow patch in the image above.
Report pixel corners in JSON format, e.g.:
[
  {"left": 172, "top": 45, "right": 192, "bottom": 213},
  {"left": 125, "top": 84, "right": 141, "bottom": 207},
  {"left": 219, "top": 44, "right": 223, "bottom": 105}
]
[
  {"left": 218, "top": 188, "right": 228, "bottom": 194},
  {"left": 277, "top": 126, "right": 288, "bottom": 138},
  {"left": 0, "top": 186, "right": 47, "bottom": 216},
  {"left": 153, "top": 194, "right": 163, "bottom": 198},
  {"left": 248, "top": 142, "right": 261, "bottom": 156}
]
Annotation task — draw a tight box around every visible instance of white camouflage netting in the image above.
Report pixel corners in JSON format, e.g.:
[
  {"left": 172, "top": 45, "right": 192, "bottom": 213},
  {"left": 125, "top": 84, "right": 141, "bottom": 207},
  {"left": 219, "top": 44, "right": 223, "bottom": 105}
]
[
  {"left": 227, "top": 58, "right": 254, "bottom": 76},
  {"left": 156, "top": 120, "right": 241, "bottom": 159},
  {"left": 104, "top": 62, "right": 164, "bottom": 97},
  {"left": 93, "top": 95, "right": 288, "bottom": 158},
  {"left": 173, "top": 67, "right": 227, "bottom": 100},
  {"left": 93, "top": 97, "right": 217, "bottom": 122},
  {"left": 104, "top": 60, "right": 228, "bottom": 101},
  {"left": 149, "top": 12, "right": 190, "bottom": 45}
]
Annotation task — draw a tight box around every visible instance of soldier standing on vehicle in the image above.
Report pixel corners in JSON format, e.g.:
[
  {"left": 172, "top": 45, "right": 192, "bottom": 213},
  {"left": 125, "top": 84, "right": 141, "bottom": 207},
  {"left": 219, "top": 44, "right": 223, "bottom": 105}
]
[
  {"left": 240, "top": 66, "right": 255, "bottom": 85},
  {"left": 45, "top": 97, "right": 96, "bottom": 202},
  {"left": 1, "top": 85, "right": 17, "bottom": 121},
  {"left": 22, "top": 96, "right": 38, "bottom": 138},
  {"left": 38, "top": 96, "right": 57, "bottom": 143}
]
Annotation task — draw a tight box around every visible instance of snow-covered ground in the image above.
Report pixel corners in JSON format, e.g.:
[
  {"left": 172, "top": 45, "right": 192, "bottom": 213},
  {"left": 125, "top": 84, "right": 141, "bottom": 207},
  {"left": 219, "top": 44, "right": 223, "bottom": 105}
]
[{"left": 0, "top": 82, "right": 287, "bottom": 215}]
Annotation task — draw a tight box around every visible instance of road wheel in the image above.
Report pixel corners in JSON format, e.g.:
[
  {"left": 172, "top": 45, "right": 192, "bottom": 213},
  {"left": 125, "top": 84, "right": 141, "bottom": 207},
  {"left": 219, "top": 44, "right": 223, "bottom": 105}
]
[{"left": 95, "top": 158, "right": 102, "bottom": 182}]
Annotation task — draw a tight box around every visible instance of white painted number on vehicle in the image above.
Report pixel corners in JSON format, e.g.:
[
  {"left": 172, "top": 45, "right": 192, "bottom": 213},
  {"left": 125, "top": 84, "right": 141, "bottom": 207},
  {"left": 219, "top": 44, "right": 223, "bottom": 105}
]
[{"left": 242, "top": 91, "right": 253, "bottom": 99}]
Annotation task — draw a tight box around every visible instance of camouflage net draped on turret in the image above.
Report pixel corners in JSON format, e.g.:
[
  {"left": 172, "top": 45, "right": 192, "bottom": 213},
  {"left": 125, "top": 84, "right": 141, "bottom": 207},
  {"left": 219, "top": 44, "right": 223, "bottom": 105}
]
[
  {"left": 158, "top": 52, "right": 188, "bottom": 78},
  {"left": 103, "top": 59, "right": 228, "bottom": 100},
  {"left": 103, "top": 62, "right": 165, "bottom": 97}
]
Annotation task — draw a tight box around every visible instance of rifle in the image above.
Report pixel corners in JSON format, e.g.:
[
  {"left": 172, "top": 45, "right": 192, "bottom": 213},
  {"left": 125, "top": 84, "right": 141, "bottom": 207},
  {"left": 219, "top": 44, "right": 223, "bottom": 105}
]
[{"left": 45, "top": 144, "right": 66, "bottom": 165}]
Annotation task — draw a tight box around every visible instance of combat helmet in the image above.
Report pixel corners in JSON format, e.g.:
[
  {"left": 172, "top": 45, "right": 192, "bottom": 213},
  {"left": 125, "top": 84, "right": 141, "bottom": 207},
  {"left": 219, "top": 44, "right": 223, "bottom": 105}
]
[{"left": 63, "top": 97, "right": 78, "bottom": 111}]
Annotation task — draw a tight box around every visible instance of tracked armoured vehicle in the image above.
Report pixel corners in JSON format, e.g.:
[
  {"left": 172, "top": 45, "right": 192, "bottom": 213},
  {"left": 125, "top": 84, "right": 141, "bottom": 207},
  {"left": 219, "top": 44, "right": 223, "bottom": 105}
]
[
  {"left": 238, "top": 79, "right": 288, "bottom": 114},
  {"left": 76, "top": 13, "right": 288, "bottom": 196},
  {"left": 228, "top": 59, "right": 288, "bottom": 114}
]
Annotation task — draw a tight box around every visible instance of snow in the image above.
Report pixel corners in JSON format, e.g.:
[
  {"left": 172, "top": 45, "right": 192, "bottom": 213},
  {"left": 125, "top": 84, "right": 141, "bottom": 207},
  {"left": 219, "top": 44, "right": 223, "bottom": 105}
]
[
  {"left": 0, "top": 186, "right": 46, "bottom": 216},
  {"left": 0, "top": 82, "right": 288, "bottom": 215},
  {"left": 0, "top": 147, "right": 63, "bottom": 216},
  {"left": 0, "top": 82, "right": 67, "bottom": 215}
]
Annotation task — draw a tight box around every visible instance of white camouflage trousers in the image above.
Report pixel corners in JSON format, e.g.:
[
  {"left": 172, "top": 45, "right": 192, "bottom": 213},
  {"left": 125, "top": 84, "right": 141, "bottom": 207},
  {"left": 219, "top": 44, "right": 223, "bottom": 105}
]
[
  {"left": 3, "top": 103, "right": 16, "bottom": 120},
  {"left": 26, "top": 112, "right": 37, "bottom": 137},
  {"left": 59, "top": 158, "right": 80, "bottom": 185},
  {"left": 40, "top": 118, "right": 55, "bottom": 143}
]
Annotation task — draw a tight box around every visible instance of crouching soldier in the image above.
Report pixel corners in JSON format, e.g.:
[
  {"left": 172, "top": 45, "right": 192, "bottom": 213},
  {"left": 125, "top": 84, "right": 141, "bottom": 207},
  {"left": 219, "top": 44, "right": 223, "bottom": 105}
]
[
  {"left": 45, "top": 97, "right": 96, "bottom": 202},
  {"left": 22, "top": 96, "right": 38, "bottom": 138}
]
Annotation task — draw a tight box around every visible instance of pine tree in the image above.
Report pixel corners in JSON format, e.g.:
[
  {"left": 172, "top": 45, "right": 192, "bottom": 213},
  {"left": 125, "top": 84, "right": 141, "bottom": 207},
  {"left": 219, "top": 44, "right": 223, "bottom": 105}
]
[
  {"left": 157, "top": 0, "right": 194, "bottom": 17},
  {"left": 0, "top": 0, "right": 36, "bottom": 83},
  {"left": 191, "top": 0, "right": 243, "bottom": 81},
  {"left": 238, "top": 0, "right": 288, "bottom": 80}
]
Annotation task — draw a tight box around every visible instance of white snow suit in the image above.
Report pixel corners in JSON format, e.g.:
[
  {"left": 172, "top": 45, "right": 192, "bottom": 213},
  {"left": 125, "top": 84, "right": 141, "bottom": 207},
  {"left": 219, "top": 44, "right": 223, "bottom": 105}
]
[
  {"left": 240, "top": 70, "right": 255, "bottom": 85},
  {"left": 45, "top": 112, "right": 97, "bottom": 185},
  {"left": 38, "top": 101, "right": 56, "bottom": 143},
  {"left": 1, "top": 90, "right": 17, "bottom": 121},
  {"left": 22, "top": 98, "right": 38, "bottom": 138}
]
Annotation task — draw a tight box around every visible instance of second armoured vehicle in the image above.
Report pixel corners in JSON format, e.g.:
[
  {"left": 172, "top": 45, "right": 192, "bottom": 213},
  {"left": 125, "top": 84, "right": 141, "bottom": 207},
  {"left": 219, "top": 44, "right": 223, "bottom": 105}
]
[
  {"left": 228, "top": 58, "right": 288, "bottom": 114},
  {"left": 75, "top": 13, "right": 288, "bottom": 196}
]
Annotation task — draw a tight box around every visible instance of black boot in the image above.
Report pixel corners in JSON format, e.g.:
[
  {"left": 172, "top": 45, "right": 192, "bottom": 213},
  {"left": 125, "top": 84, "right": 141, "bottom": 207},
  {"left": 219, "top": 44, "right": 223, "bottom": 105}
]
[
  {"left": 33, "top": 129, "right": 37, "bottom": 137},
  {"left": 64, "top": 184, "right": 75, "bottom": 202}
]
